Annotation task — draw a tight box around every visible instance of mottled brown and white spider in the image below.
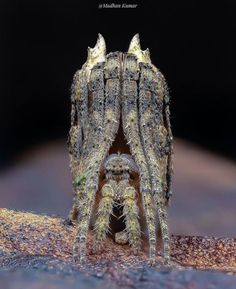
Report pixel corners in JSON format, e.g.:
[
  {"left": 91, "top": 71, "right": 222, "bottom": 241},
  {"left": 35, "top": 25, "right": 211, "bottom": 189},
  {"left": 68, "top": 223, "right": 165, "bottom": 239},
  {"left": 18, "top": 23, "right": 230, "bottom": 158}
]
[
  {"left": 67, "top": 34, "right": 173, "bottom": 265},
  {"left": 93, "top": 152, "right": 141, "bottom": 253}
]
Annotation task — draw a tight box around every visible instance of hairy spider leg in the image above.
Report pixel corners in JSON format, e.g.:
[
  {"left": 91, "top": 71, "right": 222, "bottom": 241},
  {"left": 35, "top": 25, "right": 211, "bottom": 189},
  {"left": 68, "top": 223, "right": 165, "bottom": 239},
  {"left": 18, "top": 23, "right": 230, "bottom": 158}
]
[
  {"left": 68, "top": 34, "right": 107, "bottom": 223},
  {"left": 93, "top": 181, "right": 116, "bottom": 251},
  {"left": 68, "top": 62, "right": 106, "bottom": 223},
  {"left": 67, "top": 69, "right": 89, "bottom": 221},
  {"left": 121, "top": 180, "right": 141, "bottom": 253},
  {"left": 85, "top": 62, "right": 105, "bottom": 160},
  {"left": 150, "top": 71, "right": 173, "bottom": 203},
  {"left": 122, "top": 54, "right": 155, "bottom": 264},
  {"left": 155, "top": 73, "right": 173, "bottom": 264},
  {"left": 139, "top": 64, "right": 164, "bottom": 194},
  {"left": 72, "top": 63, "right": 106, "bottom": 222},
  {"left": 75, "top": 33, "right": 107, "bottom": 174},
  {"left": 152, "top": 71, "right": 173, "bottom": 264},
  {"left": 73, "top": 52, "right": 121, "bottom": 263},
  {"left": 139, "top": 63, "right": 171, "bottom": 264}
]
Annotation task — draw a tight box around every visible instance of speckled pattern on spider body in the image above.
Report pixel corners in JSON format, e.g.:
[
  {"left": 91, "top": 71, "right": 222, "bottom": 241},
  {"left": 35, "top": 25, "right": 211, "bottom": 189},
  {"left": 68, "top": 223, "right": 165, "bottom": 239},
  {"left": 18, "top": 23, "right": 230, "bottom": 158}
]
[{"left": 67, "top": 34, "right": 173, "bottom": 265}]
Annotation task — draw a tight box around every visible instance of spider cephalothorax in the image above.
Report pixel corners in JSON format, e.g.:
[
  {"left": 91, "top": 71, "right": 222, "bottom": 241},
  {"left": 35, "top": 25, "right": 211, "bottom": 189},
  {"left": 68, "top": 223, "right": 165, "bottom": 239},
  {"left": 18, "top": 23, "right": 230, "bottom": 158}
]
[
  {"left": 103, "top": 152, "right": 138, "bottom": 181},
  {"left": 67, "top": 34, "right": 173, "bottom": 265}
]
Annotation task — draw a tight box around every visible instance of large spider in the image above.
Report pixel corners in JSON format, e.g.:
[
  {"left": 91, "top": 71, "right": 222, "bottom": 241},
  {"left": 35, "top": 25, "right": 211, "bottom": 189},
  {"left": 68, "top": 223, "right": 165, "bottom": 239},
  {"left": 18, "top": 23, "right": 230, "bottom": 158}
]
[{"left": 67, "top": 34, "right": 173, "bottom": 265}]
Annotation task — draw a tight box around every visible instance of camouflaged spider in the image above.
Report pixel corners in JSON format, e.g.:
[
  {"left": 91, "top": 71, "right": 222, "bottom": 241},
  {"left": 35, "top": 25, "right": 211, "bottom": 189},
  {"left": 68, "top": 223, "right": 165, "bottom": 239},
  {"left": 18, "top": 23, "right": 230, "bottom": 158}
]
[
  {"left": 93, "top": 153, "right": 141, "bottom": 253},
  {"left": 67, "top": 34, "right": 173, "bottom": 265}
]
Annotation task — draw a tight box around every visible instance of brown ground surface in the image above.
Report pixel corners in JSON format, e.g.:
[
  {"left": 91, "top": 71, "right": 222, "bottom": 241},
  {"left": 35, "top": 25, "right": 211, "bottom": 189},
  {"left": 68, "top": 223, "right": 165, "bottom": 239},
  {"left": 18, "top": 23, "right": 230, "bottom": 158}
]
[
  {"left": 1, "top": 208, "right": 236, "bottom": 272},
  {"left": 0, "top": 208, "right": 236, "bottom": 288}
]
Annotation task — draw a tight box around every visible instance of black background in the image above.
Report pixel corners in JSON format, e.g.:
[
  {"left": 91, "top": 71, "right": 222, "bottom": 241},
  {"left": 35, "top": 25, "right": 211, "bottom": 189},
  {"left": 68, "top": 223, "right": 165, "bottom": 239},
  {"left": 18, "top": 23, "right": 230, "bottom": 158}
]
[{"left": 0, "top": 0, "right": 236, "bottom": 167}]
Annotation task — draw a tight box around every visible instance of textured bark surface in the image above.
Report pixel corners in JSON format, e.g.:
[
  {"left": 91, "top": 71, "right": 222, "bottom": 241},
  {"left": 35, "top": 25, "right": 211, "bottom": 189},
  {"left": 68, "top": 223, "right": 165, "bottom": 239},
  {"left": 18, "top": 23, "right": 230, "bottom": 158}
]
[{"left": 1, "top": 208, "right": 236, "bottom": 272}]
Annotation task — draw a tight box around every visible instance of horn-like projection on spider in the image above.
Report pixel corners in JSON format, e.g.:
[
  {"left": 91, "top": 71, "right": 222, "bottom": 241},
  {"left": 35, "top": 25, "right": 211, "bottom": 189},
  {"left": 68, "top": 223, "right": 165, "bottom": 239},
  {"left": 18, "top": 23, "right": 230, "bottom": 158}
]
[{"left": 66, "top": 34, "right": 173, "bottom": 265}]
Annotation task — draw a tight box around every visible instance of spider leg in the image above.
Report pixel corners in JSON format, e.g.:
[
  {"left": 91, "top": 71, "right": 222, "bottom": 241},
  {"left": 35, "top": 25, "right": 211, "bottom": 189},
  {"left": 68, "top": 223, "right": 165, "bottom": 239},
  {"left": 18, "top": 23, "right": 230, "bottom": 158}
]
[
  {"left": 77, "top": 33, "right": 107, "bottom": 172},
  {"left": 73, "top": 52, "right": 121, "bottom": 263},
  {"left": 93, "top": 181, "right": 116, "bottom": 252},
  {"left": 67, "top": 35, "right": 107, "bottom": 223},
  {"left": 156, "top": 75, "right": 173, "bottom": 264},
  {"left": 122, "top": 54, "right": 156, "bottom": 263},
  {"left": 67, "top": 69, "right": 88, "bottom": 222},
  {"left": 68, "top": 36, "right": 107, "bottom": 223},
  {"left": 82, "top": 62, "right": 105, "bottom": 167},
  {"left": 139, "top": 63, "right": 172, "bottom": 264},
  {"left": 139, "top": 63, "right": 164, "bottom": 197},
  {"left": 127, "top": 34, "right": 172, "bottom": 263},
  {"left": 150, "top": 71, "right": 173, "bottom": 202},
  {"left": 67, "top": 66, "right": 102, "bottom": 222},
  {"left": 156, "top": 203, "right": 170, "bottom": 264},
  {"left": 121, "top": 181, "right": 141, "bottom": 253}
]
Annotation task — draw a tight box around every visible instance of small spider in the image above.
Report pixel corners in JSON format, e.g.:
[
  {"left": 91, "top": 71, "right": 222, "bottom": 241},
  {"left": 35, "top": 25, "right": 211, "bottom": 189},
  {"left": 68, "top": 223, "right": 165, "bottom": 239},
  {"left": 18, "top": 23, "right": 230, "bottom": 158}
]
[
  {"left": 67, "top": 34, "right": 173, "bottom": 265},
  {"left": 92, "top": 153, "right": 141, "bottom": 253}
]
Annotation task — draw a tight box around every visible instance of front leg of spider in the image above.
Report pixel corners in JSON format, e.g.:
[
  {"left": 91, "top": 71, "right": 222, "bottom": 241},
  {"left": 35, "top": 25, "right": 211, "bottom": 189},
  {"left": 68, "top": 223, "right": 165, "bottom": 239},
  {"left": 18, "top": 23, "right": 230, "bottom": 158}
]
[
  {"left": 126, "top": 34, "right": 172, "bottom": 265},
  {"left": 122, "top": 50, "right": 157, "bottom": 264},
  {"left": 67, "top": 35, "right": 105, "bottom": 225},
  {"left": 73, "top": 52, "right": 121, "bottom": 263},
  {"left": 138, "top": 63, "right": 171, "bottom": 265}
]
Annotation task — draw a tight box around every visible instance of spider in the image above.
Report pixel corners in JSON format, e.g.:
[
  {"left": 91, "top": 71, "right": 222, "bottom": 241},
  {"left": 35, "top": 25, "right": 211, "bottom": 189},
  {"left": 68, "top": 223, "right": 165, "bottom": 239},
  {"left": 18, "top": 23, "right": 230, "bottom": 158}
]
[
  {"left": 93, "top": 152, "right": 141, "bottom": 253},
  {"left": 67, "top": 34, "right": 173, "bottom": 265}
]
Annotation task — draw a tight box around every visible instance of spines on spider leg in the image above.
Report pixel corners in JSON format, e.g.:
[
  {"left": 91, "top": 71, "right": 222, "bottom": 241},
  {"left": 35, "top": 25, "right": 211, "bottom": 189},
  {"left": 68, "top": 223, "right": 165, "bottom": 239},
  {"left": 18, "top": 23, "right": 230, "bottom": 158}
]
[
  {"left": 67, "top": 69, "right": 87, "bottom": 222},
  {"left": 73, "top": 34, "right": 106, "bottom": 173},
  {"left": 72, "top": 173, "right": 96, "bottom": 261},
  {"left": 140, "top": 64, "right": 172, "bottom": 262},
  {"left": 139, "top": 63, "right": 171, "bottom": 263},
  {"left": 138, "top": 65, "right": 169, "bottom": 197},
  {"left": 68, "top": 125, "right": 81, "bottom": 185},
  {"left": 122, "top": 54, "right": 149, "bottom": 192},
  {"left": 69, "top": 47, "right": 106, "bottom": 224},
  {"left": 151, "top": 69, "right": 173, "bottom": 263},
  {"left": 86, "top": 62, "right": 105, "bottom": 157},
  {"left": 122, "top": 184, "right": 141, "bottom": 253},
  {"left": 157, "top": 75, "right": 172, "bottom": 264},
  {"left": 68, "top": 70, "right": 81, "bottom": 182},
  {"left": 73, "top": 189, "right": 94, "bottom": 263},
  {"left": 155, "top": 201, "right": 171, "bottom": 264},
  {"left": 71, "top": 69, "right": 89, "bottom": 172},
  {"left": 78, "top": 33, "right": 106, "bottom": 165},
  {"left": 68, "top": 176, "right": 87, "bottom": 222},
  {"left": 74, "top": 52, "right": 122, "bottom": 263},
  {"left": 122, "top": 54, "right": 155, "bottom": 263},
  {"left": 151, "top": 70, "right": 173, "bottom": 203},
  {"left": 86, "top": 52, "right": 122, "bottom": 176},
  {"left": 93, "top": 182, "right": 115, "bottom": 251},
  {"left": 139, "top": 63, "right": 164, "bottom": 195},
  {"left": 84, "top": 52, "right": 121, "bottom": 170}
]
